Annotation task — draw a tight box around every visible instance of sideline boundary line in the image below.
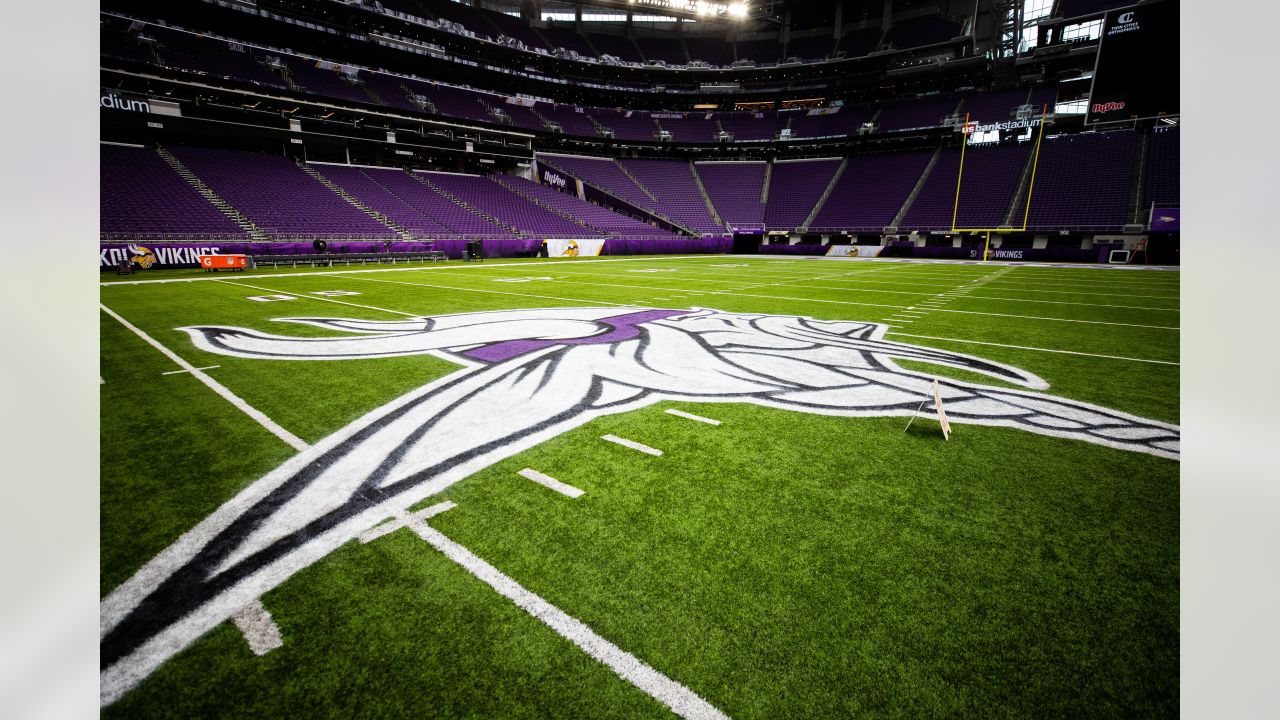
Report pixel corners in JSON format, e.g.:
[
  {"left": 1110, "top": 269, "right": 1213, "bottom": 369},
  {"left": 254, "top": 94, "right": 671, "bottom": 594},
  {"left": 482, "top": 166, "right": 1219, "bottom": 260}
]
[
  {"left": 886, "top": 331, "right": 1178, "bottom": 366},
  {"left": 100, "top": 303, "right": 310, "bottom": 451},
  {"left": 543, "top": 278, "right": 1177, "bottom": 330},
  {"left": 404, "top": 513, "right": 731, "bottom": 720}
]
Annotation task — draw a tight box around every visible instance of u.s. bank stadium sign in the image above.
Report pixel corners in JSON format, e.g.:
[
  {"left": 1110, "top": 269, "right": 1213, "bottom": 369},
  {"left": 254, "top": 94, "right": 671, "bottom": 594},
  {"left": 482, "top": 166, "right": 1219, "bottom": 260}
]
[
  {"left": 100, "top": 91, "right": 182, "bottom": 117},
  {"left": 962, "top": 117, "right": 1044, "bottom": 135}
]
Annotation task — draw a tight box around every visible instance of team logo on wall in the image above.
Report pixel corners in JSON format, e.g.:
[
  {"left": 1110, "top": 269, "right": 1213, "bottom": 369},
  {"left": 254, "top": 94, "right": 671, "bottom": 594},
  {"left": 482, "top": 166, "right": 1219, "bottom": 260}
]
[
  {"left": 100, "top": 307, "right": 1179, "bottom": 704},
  {"left": 128, "top": 244, "right": 157, "bottom": 269}
]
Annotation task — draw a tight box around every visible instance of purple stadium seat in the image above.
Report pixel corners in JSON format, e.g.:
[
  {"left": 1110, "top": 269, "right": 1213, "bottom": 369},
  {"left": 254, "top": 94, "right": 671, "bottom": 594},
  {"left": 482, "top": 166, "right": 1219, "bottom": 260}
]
[
  {"left": 902, "top": 143, "right": 1031, "bottom": 231},
  {"left": 1017, "top": 131, "right": 1138, "bottom": 230},
  {"left": 619, "top": 159, "right": 722, "bottom": 234},
  {"left": 500, "top": 176, "right": 683, "bottom": 239},
  {"left": 538, "top": 155, "right": 659, "bottom": 212},
  {"left": 168, "top": 146, "right": 397, "bottom": 239},
  {"left": 309, "top": 164, "right": 453, "bottom": 237},
  {"left": 810, "top": 151, "right": 935, "bottom": 231},
  {"left": 764, "top": 158, "right": 843, "bottom": 230},
  {"left": 697, "top": 162, "right": 767, "bottom": 229},
  {"left": 1144, "top": 126, "right": 1179, "bottom": 207},
  {"left": 100, "top": 144, "right": 247, "bottom": 239}
]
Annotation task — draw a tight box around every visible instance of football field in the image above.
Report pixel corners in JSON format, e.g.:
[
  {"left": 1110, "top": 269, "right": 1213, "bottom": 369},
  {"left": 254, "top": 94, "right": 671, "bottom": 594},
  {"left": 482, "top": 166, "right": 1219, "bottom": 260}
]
[{"left": 100, "top": 255, "right": 1179, "bottom": 718}]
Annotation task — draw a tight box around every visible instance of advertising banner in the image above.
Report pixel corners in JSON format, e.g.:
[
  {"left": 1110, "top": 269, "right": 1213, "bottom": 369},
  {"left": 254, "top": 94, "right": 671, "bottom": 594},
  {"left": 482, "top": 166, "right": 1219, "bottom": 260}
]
[
  {"left": 545, "top": 239, "right": 605, "bottom": 257},
  {"left": 826, "top": 245, "right": 884, "bottom": 258},
  {"left": 1149, "top": 208, "right": 1179, "bottom": 232}
]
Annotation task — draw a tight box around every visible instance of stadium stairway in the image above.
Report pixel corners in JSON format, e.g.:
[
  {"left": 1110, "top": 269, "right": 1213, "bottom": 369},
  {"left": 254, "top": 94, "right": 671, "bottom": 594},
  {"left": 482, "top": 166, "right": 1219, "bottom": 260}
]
[
  {"left": 1002, "top": 140, "right": 1041, "bottom": 228},
  {"left": 615, "top": 160, "right": 660, "bottom": 202},
  {"left": 1128, "top": 131, "right": 1152, "bottom": 225},
  {"left": 891, "top": 143, "right": 946, "bottom": 229},
  {"left": 585, "top": 114, "right": 611, "bottom": 139},
  {"left": 760, "top": 161, "right": 773, "bottom": 205},
  {"left": 360, "top": 83, "right": 386, "bottom": 106},
  {"left": 411, "top": 173, "right": 521, "bottom": 236},
  {"left": 528, "top": 107, "right": 558, "bottom": 132},
  {"left": 155, "top": 146, "right": 270, "bottom": 241},
  {"left": 299, "top": 163, "right": 415, "bottom": 240},
  {"left": 689, "top": 162, "right": 724, "bottom": 228},
  {"left": 491, "top": 175, "right": 599, "bottom": 233},
  {"left": 801, "top": 157, "right": 849, "bottom": 230}
]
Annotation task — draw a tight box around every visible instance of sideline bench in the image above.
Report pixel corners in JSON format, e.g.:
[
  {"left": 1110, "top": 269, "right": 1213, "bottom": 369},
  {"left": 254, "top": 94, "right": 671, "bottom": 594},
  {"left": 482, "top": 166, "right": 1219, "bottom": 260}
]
[{"left": 249, "top": 251, "right": 447, "bottom": 268}]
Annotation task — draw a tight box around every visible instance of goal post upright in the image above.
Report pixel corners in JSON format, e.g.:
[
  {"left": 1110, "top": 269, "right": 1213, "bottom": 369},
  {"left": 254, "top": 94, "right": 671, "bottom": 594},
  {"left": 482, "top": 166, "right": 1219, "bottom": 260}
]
[
  {"left": 950, "top": 112, "right": 970, "bottom": 233},
  {"left": 949, "top": 104, "right": 1052, "bottom": 260},
  {"left": 1019, "top": 104, "right": 1050, "bottom": 230}
]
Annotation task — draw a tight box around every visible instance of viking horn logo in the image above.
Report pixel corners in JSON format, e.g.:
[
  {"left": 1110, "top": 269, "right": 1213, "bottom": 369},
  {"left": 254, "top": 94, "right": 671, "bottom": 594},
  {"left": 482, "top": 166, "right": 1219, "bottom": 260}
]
[{"left": 100, "top": 307, "right": 1178, "bottom": 704}]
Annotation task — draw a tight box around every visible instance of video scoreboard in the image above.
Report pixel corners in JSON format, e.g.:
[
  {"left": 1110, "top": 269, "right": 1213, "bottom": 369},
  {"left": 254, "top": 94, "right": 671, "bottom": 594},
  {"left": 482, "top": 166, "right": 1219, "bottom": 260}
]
[{"left": 1086, "top": 0, "right": 1179, "bottom": 124}]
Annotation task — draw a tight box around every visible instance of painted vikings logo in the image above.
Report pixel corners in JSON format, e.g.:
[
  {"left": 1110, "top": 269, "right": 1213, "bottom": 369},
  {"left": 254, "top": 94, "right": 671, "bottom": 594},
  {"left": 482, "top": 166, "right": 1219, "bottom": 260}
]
[
  {"left": 100, "top": 307, "right": 1179, "bottom": 703},
  {"left": 128, "top": 244, "right": 157, "bottom": 269}
]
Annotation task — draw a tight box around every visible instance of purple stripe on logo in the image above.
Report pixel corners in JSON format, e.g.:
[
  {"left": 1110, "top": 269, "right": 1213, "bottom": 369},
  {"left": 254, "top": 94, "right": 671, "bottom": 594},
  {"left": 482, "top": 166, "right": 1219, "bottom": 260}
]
[{"left": 462, "top": 309, "right": 686, "bottom": 363}]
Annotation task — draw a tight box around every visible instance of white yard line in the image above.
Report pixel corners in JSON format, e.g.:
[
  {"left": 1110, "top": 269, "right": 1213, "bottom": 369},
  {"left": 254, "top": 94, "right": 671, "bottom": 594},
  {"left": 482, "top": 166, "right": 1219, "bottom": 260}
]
[
  {"left": 887, "top": 331, "right": 1179, "bottom": 365},
  {"left": 341, "top": 275, "right": 636, "bottom": 307},
  {"left": 229, "top": 599, "right": 284, "bottom": 656},
  {"left": 517, "top": 468, "right": 585, "bottom": 498},
  {"left": 99, "top": 303, "right": 310, "bottom": 452},
  {"left": 403, "top": 514, "right": 730, "bottom": 720},
  {"left": 161, "top": 365, "right": 220, "bottom": 376},
  {"left": 665, "top": 408, "right": 722, "bottom": 425},
  {"left": 601, "top": 434, "right": 663, "bottom": 456},
  {"left": 215, "top": 280, "right": 422, "bottom": 317},
  {"left": 358, "top": 501, "right": 458, "bottom": 544},
  {"left": 547, "top": 279, "right": 1176, "bottom": 329}
]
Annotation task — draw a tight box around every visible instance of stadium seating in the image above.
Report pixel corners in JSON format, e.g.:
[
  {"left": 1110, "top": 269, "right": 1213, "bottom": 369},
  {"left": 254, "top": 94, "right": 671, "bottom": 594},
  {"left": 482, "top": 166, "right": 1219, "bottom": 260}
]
[
  {"left": 902, "top": 142, "right": 1031, "bottom": 230},
  {"left": 284, "top": 61, "right": 375, "bottom": 106},
  {"left": 697, "top": 162, "right": 767, "bottom": 229},
  {"left": 718, "top": 111, "right": 780, "bottom": 142},
  {"left": 1145, "top": 126, "right": 1179, "bottom": 207},
  {"left": 100, "top": 144, "right": 247, "bottom": 239},
  {"left": 786, "top": 105, "right": 874, "bottom": 139},
  {"left": 589, "top": 109, "right": 661, "bottom": 142},
  {"left": 406, "top": 171, "right": 520, "bottom": 237},
  {"left": 658, "top": 114, "right": 720, "bottom": 143},
  {"left": 498, "top": 176, "right": 683, "bottom": 239},
  {"left": 421, "top": 173, "right": 603, "bottom": 238},
  {"left": 959, "top": 89, "right": 1033, "bottom": 123},
  {"left": 358, "top": 72, "right": 423, "bottom": 113},
  {"left": 884, "top": 14, "right": 964, "bottom": 49},
  {"left": 619, "top": 159, "right": 722, "bottom": 234},
  {"left": 763, "top": 158, "right": 843, "bottom": 230},
  {"left": 538, "top": 155, "right": 660, "bottom": 212},
  {"left": 736, "top": 38, "right": 783, "bottom": 64},
  {"left": 1016, "top": 131, "right": 1138, "bottom": 230},
  {"left": 537, "top": 104, "right": 604, "bottom": 137},
  {"left": 400, "top": 78, "right": 494, "bottom": 124},
  {"left": 168, "top": 146, "right": 397, "bottom": 238},
  {"left": 876, "top": 94, "right": 962, "bottom": 132},
  {"left": 810, "top": 151, "right": 936, "bottom": 231},
  {"left": 150, "top": 27, "right": 287, "bottom": 90},
  {"left": 308, "top": 165, "right": 453, "bottom": 237}
]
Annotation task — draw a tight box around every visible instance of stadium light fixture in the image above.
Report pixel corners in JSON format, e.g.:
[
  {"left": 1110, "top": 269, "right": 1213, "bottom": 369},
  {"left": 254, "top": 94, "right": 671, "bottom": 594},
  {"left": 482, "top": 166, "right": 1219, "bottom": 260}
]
[{"left": 728, "top": 2, "right": 748, "bottom": 18}]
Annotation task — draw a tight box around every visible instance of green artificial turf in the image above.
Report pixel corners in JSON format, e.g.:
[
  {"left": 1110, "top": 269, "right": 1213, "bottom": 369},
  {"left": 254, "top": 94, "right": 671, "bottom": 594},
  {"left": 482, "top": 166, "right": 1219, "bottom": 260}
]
[{"left": 101, "top": 256, "right": 1179, "bottom": 718}]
